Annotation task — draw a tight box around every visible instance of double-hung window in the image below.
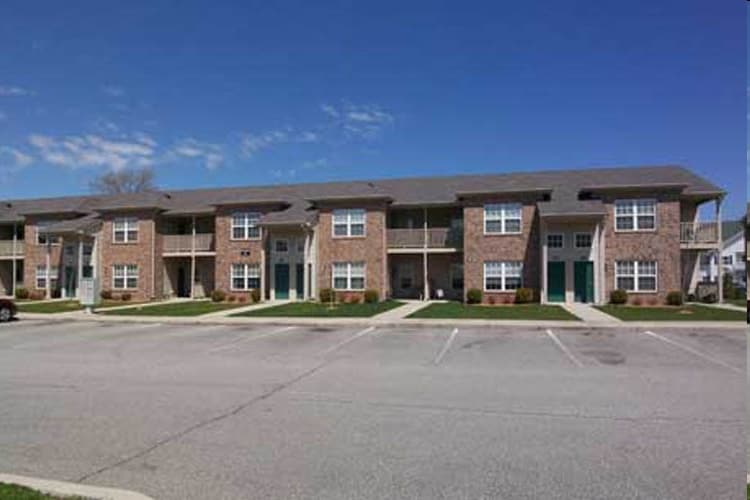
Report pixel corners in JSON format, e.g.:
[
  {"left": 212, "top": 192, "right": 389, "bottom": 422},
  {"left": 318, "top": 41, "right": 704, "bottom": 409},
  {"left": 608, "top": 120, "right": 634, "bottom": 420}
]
[
  {"left": 231, "top": 212, "right": 261, "bottom": 240},
  {"left": 35, "top": 265, "right": 58, "bottom": 289},
  {"left": 36, "top": 221, "right": 60, "bottom": 245},
  {"left": 231, "top": 263, "right": 260, "bottom": 290},
  {"left": 615, "top": 199, "right": 656, "bottom": 231},
  {"left": 112, "top": 264, "right": 138, "bottom": 289},
  {"left": 332, "top": 209, "right": 365, "bottom": 237},
  {"left": 615, "top": 260, "right": 657, "bottom": 292},
  {"left": 547, "top": 234, "right": 564, "bottom": 248},
  {"left": 484, "top": 261, "right": 523, "bottom": 291},
  {"left": 484, "top": 203, "right": 522, "bottom": 234},
  {"left": 332, "top": 262, "right": 365, "bottom": 290},
  {"left": 575, "top": 233, "right": 592, "bottom": 248},
  {"left": 113, "top": 217, "right": 138, "bottom": 243}
]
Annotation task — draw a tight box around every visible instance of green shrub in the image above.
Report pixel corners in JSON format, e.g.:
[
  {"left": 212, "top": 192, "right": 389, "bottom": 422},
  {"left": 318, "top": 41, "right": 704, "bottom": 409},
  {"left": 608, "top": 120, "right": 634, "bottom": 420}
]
[
  {"left": 14, "top": 287, "right": 29, "bottom": 300},
  {"left": 514, "top": 287, "right": 534, "bottom": 304},
  {"left": 364, "top": 289, "right": 379, "bottom": 303},
  {"left": 250, "top": 288, "right": 261, "bottom": 303},
  {"left": 701, "top": 293, "right": 717, "bottom": 304},
  {"left": 722, "top": 273, "right": 737, "bottom": 300},
  {"left": 610, "top": 289, "right": 627, "bottom": 305},
  {"left": 466, "top": 288, "right": 483, "bottom": 304},
  {"left": 665, "top": 291, "right": 683, "bottom": 306},
  {"left": 319, "top": 288, "right": 335, "bottom": 303},
  {"left": 100, "top": 289, "right": 113, "bottom": 300},
  {"left": 210, "top": 290, "right": 226, "bottom": 302},
  {"left": 121, "top": 292, "right": 132, "bottom": 301},
  {"left": 227, "top": 295, "right": 236, "bottom": 302}
]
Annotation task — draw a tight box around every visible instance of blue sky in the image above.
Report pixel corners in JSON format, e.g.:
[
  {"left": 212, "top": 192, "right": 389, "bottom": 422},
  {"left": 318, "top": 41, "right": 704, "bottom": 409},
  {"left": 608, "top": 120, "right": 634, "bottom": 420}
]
[{"left": 0, "top": 1, "right": 745, "bottom": 217}]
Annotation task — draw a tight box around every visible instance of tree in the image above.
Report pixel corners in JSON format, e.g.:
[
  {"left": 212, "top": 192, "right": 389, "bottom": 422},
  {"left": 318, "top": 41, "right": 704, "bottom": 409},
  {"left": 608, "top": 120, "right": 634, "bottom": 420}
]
[{"left": 89, "top": 167, "right": 156, "bottom": 194}]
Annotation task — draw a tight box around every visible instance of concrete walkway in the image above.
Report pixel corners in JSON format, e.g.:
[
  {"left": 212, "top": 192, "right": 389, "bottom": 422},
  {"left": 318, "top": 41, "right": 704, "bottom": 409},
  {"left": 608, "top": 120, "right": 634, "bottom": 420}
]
[
  {"left": 696, "top": 302, "right": 746, "bottom": 312},
  {"left": 561, "top": 303, "right": 623, "bottom": 325},
  {"left": 200, "top": 300, "right": 291, "bottom": 318},
  {"left": 372, "top": 300, "right": 432, "bottom": 321}
]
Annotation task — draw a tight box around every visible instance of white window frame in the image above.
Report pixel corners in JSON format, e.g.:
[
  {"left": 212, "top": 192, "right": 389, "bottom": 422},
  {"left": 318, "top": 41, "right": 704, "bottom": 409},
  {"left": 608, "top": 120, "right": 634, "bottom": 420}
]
[
  {"left": 332, "top": 261, "right": 366, "bottom": 291},
  {"left": 614, "top": 199, "right": 657, "bottom": 232},
  {"left": 230, "top": 263, "right": 261, "bottom": 291},
  {"left": 483, "top": 203, "right": 522, "bottom": 235},
  {"left": 722, "top": 255, "right": 733, "bottom": 266},
  {"left": 35, "top": 265, "right": 58, "bottom": 290},
  {"left": 547, "top": 233, "right": 564, "bottom": 249},
  {"left": 332, "top": 209, "right": 366, "bottom": 238},
  {"left": 113, "top": 217, "right": 139, "bottom": 244},
  {"left": 483, "top": 261, "right": 523, "bottom": 292},
  {"left": 274, "top": 239, "right": 288, "bottom": 253},
  {"left": 614, "top": 260, "right": 658, "bottom": 293},
  {"left": 231, "top": 212, "right": 261, "bottom": 241},
  {"left": 112, "top": 264, "right": 138, "bottom": 290},
  {"left": 36, "top": 221, "right": 60, "bottom": 246},
  {"left": 574, "top": 233, "right": 593, "bottom": 248}
]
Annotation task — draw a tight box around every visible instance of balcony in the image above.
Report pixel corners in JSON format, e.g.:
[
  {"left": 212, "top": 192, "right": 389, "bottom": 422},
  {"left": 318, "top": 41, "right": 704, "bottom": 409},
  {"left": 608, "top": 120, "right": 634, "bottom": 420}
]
[
  {"left": 387, "top": 228, "right": 463, "bottom": 251},
  {"left": 0, "top": 240, "right": 24, "bottom": 258},
  {"left": 162, "top": 234, "right": 215, "bottom": 255},
  {"left": 680, "top": 222, "right": 719, "bottom": 249}
]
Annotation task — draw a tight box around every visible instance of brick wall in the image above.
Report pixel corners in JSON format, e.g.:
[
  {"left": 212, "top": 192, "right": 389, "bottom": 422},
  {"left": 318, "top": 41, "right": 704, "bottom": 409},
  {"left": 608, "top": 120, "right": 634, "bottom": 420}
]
[
  {"left": 316, "top": 202, "right": 387, "bottom": 301},
  {"left": 23, "top": 216, "right": 66, "bottom": 296},
  {"left": 99, "top": 210, "right": 160, "bottom": 301},
  {"left": 462, "top": 197, "right": 541, "bottom": 304}
]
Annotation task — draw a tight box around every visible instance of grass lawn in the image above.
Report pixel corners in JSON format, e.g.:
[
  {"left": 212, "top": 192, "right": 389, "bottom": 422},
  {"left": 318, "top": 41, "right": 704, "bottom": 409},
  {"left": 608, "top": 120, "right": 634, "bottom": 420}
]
[
  {"left": 408, "top": 302, "right": 579, "bottom": 320},
  {"left": 100, "top": 300, "right": 248, "bottom": 317},
  {"left": 233, "top": 300, "right": 404, "bottom": 318},
  {"left": 728, "top": 298, "right": 746, "bottom": 308},
  {"left": 596, "top": 304, "right": 745, "bottom": 322},
  {"left": 16, "top": 300, "right": 83, "bottom": 314},
  {"left": 0, "top": 483, "right": 86, "bottom": 500}
]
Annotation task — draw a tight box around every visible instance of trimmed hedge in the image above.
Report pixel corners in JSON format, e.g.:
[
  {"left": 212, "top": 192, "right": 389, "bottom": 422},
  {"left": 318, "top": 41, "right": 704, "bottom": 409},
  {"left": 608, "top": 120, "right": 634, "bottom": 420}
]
[{"left": 466, "top": 288, "right": 483, "bottom": 304}]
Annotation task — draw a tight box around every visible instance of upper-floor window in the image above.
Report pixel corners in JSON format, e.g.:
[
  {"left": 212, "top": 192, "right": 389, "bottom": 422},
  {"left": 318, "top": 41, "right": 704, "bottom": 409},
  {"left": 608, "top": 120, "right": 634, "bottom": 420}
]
[
  {"left": 332, "top": 209, "right": 365, "bottom": 237},
  {"left": 722, "top": 255, "right": 733, "bottom": 266},
  {"left": 614, "top": 199, "right": 656, "bottom": 232},
  {"left": 112, "top": 264, "right": 138, "bottom": 289},
  {"left": 231, "top": 263, "right": 260, "bottom": 290},
  {"left": 575, "top": 233, "right": 592, "bottom": 248},
  {"left": 547, "top": 233, "right": 564, "bottom": 248},
  {"left": 231, "top": 212, "right": 261, "bottom": 240},
  {"left": 615, "top": 260, "right": 657, "bottom": 292},
  {"left": 36, "top": 221, "right": 60, "bottom": 245},
  {"left": 113, "top": 217, "right": 138, "bottom": 243},
  {"left": 484, "top": 261, "right": 523, "bottom": 291},
  {"left": 484, "top": 203, "right": 522, "bottom": 234},
  {"left": 332, "top": 261, "right": 365, "bottom": 290}
]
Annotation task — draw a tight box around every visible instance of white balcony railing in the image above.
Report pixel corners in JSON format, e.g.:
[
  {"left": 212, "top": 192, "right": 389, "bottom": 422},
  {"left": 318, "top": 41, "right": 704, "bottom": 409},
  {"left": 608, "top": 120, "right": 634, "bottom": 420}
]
[
  {"left": 0, "top": 240, "right": 24, "bottom": 257},
  {"left": 163, "top": 234, "right": 215, "bottom": 253},
  {"left": 387, "top": 228, "right": 463, "bottom": 249},
  {"left": 680, "top": 222, "right": 719, "bottom": 246}
]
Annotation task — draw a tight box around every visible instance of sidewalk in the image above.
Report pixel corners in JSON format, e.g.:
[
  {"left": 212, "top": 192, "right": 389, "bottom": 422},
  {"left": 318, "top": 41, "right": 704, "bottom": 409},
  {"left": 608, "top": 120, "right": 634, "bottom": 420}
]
[
  {"left": 371, "top": 300, "right": 432, "bottom": 321},
  {"left": 561, "top": 303, "right": 622, "bottom": 325},
  {"left": 696, "top": 302, "right": 746, "bottom": 312},
  {"left": 200, "top": 300, "right": 290, "bottom": 318}
]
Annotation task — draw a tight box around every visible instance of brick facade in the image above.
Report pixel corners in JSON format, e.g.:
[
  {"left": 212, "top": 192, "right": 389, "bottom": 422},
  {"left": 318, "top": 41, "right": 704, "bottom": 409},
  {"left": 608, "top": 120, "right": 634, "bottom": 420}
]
[{"left": 23, "top": 216, "right": 66, "bottom": 297}]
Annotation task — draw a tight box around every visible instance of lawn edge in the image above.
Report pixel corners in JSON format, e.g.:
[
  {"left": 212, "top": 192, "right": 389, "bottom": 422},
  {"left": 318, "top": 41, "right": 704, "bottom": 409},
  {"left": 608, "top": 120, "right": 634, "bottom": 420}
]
[{"left": 0, "top": 473, "right": 154, "bottom": 500}]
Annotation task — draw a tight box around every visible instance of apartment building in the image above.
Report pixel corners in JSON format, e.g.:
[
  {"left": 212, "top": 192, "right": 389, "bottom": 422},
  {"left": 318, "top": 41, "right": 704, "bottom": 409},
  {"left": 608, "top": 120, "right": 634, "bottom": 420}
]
[
  {"left": 699, "top": 220, "right": 746, "bottom": 288},
  {"left": 0, "top": 165, "right": 725, "bottom": 305}
]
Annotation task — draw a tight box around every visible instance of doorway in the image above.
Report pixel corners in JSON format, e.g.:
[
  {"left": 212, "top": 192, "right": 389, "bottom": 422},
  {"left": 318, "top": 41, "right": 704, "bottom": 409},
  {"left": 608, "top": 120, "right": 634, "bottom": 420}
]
[
  {"left": 177, "top": 266, "right": 189, "bottom": 298},
  {"left": 275, "top": 264, "right": 290, "bottom": 299},
  {"left": 64, "top": 266, "right": 77, "bottom": 298},
  {"left": 295, "top": 264, "right": 304, "bottom": 299},
  {"left": 574, "top": 261, "right": 595, "bottom": 303},
  {"left": 547, "top": 262, "right": 565, "bottom": 302}
]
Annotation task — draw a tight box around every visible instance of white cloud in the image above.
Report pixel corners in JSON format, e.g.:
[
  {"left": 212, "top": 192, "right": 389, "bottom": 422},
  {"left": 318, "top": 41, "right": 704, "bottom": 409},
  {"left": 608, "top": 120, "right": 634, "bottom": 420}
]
[
  {"left": 302, "top": 157, "right": 329, "bottom": 170},
  {"left": 169, "top": 138, "right": 223, "bottom": 170},
  {"left": 0, "top": 85, "right": 33, "bottom": 97},
  {"left": 28, "top": 133, "right": 157, "bottom": 171},
  {"left": 101, "top": 85, "right": 125, "bottom": 97},
  {"left": 320, "top": 102, "right": 394, "bottom": 139},
  {"left": 0, "top": 146, "right": 33, "bottom": 179},
  {"left": 239, "top": 127, "right": 320, "bottom": 158}
]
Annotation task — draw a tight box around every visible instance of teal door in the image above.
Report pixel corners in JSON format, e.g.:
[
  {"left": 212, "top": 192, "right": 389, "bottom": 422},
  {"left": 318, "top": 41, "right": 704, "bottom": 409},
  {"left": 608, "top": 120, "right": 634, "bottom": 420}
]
[
  {"left": 274, "top": 264, "right": 290, "bottom": 299},
  {"left": 547, "top": 262, "right": 565, "bottom": 302},
  {"left": 574, "top": 261, "right": 595, "bottom": 303},
  {"left": 64, "top": 266, "right": 77, "bottom": 298},
  {"left": 295, "top": 264, "right": 304, "bottom": 298}
]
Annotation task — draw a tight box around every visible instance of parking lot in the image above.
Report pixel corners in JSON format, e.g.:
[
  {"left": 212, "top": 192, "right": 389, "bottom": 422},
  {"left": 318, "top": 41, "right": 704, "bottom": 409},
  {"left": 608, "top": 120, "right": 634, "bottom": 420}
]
[{"left": 0, "top": 319, "right": 744, "bottom": 500}]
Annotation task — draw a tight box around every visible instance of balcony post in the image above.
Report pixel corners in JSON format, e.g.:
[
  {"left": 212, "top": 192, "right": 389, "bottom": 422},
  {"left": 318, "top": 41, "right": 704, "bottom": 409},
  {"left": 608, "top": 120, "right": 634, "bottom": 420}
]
[
  {"left": 190, "top": 216, "right": 196, "bottom": 299},
  {"left": 716, "top": 197, "right": 723, "bottom": 302},
  {"left": 11, "top": 222, "right": 16, "bottom": 297},
  {"left": 540, "top": 220, "right": 547, "bottom": 304},
  {"left": 77, "top": 235, "right": 83, "bottom": 298},
  {"left": 423, "top": 208, "right": 429, "bottom": 300},
  {"left": 45, "top": 239, "right": 51, "bottom": 300}
]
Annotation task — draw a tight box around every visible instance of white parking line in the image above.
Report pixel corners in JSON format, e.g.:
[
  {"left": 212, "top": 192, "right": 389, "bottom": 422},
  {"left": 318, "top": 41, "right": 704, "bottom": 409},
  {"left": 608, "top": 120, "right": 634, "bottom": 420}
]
[
  {"left": 319, "top": 326, "right": 376, "bottom": 356},
  {"left": 208, "top": 326, "right": 297, "bottom": 353},
  {"left": 642, "top": 330, "right": 742, "bottom": 373},
  {"left": 433, "top": 328, "right": 459, "bottom": 365},
  {"left": 545, "top": 329, "right": 584, "bottom": 368}
]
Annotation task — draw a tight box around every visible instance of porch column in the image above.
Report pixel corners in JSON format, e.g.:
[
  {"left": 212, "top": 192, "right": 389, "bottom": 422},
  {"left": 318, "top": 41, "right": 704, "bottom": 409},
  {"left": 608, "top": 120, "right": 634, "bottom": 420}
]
[
  {"left": 303, "top": 229, "right": 311, "bottom": 299},
  {"left": 716, "top": 198, "right": 723, "bottom": 303},
  {"left": 540, "top": 220, "right": 547, "bottom": 304},
  {"left": 260, "top": 227, "right": 266, "bottom": 301},
  {"left": 45, "top": 240, "right": 51, "bottom": 299},
  {"left": 190, "top": 216, "right": 196, "bottom": 299},
  {"left": 422, "top": 207, "right": 429, "bottom": 300},
  {"left": 11, "top": 222, "right": 17, "bottom": 297},
  {"left": 76, "top": 235, "right": 83, "bottom": 298}
]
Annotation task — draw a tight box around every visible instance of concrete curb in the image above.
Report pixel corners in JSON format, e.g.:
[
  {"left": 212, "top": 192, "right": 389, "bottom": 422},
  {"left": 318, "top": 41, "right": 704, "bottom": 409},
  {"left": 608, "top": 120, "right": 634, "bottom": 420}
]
[
  {"left": 0, "top": 473, "right": 154, "bottom": 500},
  {"left": 16, "top": 312, "right": 747, "bottom": 330}
]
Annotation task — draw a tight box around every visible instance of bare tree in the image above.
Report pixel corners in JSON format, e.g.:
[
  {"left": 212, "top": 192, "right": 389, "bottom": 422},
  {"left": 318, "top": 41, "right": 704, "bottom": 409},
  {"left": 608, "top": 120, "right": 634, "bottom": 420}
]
[{"left": 89, "top": 167, "right": 156, "bottom": 194}]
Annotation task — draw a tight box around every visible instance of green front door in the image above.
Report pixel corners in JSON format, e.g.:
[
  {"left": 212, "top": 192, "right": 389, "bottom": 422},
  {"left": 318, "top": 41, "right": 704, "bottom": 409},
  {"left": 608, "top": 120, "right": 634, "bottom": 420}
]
[
  {"left": 274, "top": 264, "right": 290, "bottom": 299},
  {"left": 64, "top": 266, "right": 76, "bottom": 298},
  {"left": 574, "top": 261, "right": 595, "bottom": 303},
  {"left": 295, "top": 263, "right": 304, "bottom": 299},
  {"left": 547, "top": 262, "right": 565, "bottom": 302}
]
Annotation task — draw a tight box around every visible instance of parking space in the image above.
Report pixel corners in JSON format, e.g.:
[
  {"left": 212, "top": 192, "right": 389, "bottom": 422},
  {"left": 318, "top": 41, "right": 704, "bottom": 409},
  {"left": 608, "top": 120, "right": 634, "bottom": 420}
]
[{"left": 0, "top": 319, "right": 744, "bottom": 499}]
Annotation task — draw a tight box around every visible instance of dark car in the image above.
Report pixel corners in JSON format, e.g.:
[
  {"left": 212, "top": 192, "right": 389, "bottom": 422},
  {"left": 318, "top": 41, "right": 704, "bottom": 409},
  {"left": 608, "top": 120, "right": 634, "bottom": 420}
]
[{"left": 0, "top": 298, "right": 17, "bottom": 322}]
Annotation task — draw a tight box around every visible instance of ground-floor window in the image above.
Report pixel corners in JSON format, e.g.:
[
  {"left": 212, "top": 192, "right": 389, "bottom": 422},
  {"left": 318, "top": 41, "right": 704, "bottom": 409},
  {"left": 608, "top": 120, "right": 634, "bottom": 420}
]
[
  {"left": 35, "top": 265, "right": 58, "bottom": 290},
  {"left": 231, "top": 263, "right": 260, "bottom": 290},
  {"left": 113, "top": 264, "right": 138, "bottom": 289},
  {"left": 484, "top": 261, "right": 522, "bottom": 291},
  {"left": 332, "top": 262, "right": 365, "bottom": 290},
  {"left": 398, "top": 263, "right": 414, "bottom": 289},
  {"left": 615, "top": 260, "right": 657, "bottom": 292}
]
